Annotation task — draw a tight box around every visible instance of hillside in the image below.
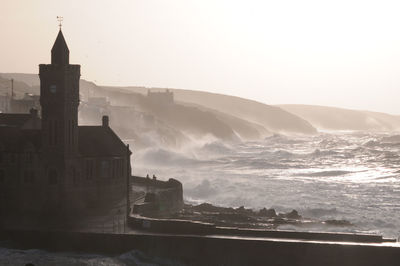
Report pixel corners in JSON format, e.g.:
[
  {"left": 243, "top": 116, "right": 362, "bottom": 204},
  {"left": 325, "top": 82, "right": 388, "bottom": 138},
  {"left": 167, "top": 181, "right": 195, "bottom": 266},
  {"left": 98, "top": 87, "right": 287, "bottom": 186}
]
[
  {"left": 0, "top": 73, "right": 41, "bottom": 87},
  {"left": 1, "top": 73, "right": 317, "bottom": 137},
  {"left": 0, "top": 74, "right": 36, "bottom": 97},
  {"left": 1, "top": 73, "right": 269, "bottom": 147},
  {"left": 4, "top": 73, "right": 400, "bottom": 137},
  {"left": 279, "top": 104, "right": 400, "bottom": 131},
  {"left": 101, "top": 86, "right": 317, "bottom": 135}
]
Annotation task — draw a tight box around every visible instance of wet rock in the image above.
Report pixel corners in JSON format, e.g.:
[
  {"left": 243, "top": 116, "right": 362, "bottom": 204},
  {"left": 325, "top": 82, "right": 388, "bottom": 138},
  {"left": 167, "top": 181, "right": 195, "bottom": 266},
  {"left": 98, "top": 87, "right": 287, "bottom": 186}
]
[
  {"left": 192, "top": 203, "right": 233, "bottom": 213},
  {"left": 235, "top": 206, "right": 253, "bottom": 215},
  {"left": 283, "top": 210, "right": 301, "bottom": 219},
  {"left": 324, "top": 219, "right": 352, "bottom": 226},
  {"left": 216, "top": 213, "right": 252, "bottom": 223},
  {"left": 259, "top": 208, "right": 277, "bottom": 217}
]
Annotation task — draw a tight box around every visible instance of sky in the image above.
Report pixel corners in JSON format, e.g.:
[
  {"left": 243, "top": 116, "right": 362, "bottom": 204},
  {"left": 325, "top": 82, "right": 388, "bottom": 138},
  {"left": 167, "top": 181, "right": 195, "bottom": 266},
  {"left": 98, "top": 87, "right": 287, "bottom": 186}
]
[{"left": 1, "top": 0, "right": 400, "bottom": 114}]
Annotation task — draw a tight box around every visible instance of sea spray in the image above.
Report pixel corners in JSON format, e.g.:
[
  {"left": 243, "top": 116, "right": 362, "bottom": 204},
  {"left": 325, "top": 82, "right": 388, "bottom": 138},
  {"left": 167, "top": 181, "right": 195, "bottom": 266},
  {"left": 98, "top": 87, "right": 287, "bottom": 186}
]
[{"left": 134, "top": 132, "right": 400, "bottom": 239}]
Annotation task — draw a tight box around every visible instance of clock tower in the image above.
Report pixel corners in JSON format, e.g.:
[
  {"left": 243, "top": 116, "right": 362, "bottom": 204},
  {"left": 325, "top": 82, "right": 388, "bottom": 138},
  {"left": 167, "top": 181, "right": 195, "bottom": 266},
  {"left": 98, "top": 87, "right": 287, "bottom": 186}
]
[
  {"left": 39, "top": 29, "right": 81, "bottom": 205},
  {"left": 39, "top": 30, "right": 80, "bottom": 156}
]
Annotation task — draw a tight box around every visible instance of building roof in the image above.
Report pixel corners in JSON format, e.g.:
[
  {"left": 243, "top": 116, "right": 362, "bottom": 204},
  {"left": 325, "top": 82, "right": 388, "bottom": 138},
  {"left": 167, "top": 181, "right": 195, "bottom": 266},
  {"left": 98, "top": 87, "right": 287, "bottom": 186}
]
[
  {"left": 0, "top": 125, "right": 129, "bottom": 157},
  {"left": 51, "top": 30, "right": 69, "bottom": 66},
  {"left": 78, "top": 126, "right": 130, "bottom": 157},
  {"left": 0, "top": 128, "right": 41, "bottom": 152},
  {"left": 0, "top": 113, "right": 33, "bottom": 127}
]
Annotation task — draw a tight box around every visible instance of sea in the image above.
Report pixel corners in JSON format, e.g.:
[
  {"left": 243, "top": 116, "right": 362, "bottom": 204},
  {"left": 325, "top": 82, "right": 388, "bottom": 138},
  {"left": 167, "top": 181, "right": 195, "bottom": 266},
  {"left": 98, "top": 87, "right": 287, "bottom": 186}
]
[
  {"left": 2, "top": 131, "right": 400, "bottom": 265},
  {"left": 135, "top": 131, "right": 400, "bottom": 239}
]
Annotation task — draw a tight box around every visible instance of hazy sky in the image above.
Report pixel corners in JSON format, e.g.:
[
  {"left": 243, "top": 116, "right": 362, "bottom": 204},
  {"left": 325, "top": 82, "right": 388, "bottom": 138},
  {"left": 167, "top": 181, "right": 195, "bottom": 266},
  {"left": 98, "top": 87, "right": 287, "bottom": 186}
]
[{"left": 1, "top": 0, "right": 400, "bottom": 114}]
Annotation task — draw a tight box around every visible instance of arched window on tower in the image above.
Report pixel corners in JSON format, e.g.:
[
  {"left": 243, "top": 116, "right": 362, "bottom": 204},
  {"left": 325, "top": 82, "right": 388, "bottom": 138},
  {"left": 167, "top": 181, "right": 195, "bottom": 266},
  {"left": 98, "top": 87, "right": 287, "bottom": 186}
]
[
  {"left": 101, "top": 160, "right": 110, "bottom": 178},
  {"left": 49, "top": 120, "right": 53, "bottom": 145},
  {"left": 48, "top": 168, "right": 58, "bottom": 185},
  {"left": 0, "top": 142, "right": 4, "bottom": 164},
  {"left": 71, "top": 120, "right": 75, "bottom": 145},
  {"left": 72, "top": 167, "right": 78, "bottom": 186},
  {"left": 54, "top": 120, "right": 58, "bottom": 144},
  {"left": 24, "top": 170, "right": 35, "bottom": 183},
  {"left": 0, "top": 169, "right": 4, "bottom": 184},
  {"left": 67, "top": 120, "right": 71, "bottom": 145}
]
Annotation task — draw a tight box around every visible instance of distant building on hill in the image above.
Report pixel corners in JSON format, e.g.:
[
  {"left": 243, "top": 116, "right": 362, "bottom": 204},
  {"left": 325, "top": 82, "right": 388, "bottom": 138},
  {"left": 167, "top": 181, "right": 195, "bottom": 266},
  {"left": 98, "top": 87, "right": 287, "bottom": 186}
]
[
  {"left": 9, "top": 93, "right": 40, "bottom": 113},
  {"left": 0, "top": 95, "right": 10, "bottom": 112},
  {"left": 147, "top": 89, "right": 174, "bottom": 106},
  {"left": 0, "top": 29, "right": 132, "bottom": 215},
  {"left": 87, "top": 97, "right": 110, "bottom": 108},
  {"left": 0, "top": 78, "right": 40, "bottom": 114}
]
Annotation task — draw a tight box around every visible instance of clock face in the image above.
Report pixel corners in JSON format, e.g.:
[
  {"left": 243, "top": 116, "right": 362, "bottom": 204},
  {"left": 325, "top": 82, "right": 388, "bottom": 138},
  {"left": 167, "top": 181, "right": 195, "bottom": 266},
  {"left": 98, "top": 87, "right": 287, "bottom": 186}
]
[{"left": 50, "top": 85, "right": 57, "bottom": 93}]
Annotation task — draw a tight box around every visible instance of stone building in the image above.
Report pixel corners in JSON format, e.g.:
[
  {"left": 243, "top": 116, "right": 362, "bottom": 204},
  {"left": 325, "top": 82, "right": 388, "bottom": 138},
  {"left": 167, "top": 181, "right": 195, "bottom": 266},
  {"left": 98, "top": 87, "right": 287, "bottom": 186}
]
[
  {"left": 0, "top": 88, "right": 40, "bottom": 114},
  {"left": 0, "top": 30, "right": 132, "bottom": 215},
  {"left": 9, "top": 93, "right": 41, "bottom": 114},
  {"left": 147, "top": 89, "right": 174, "bottom": 106},
  {"left": 0, "top": 95, "right": 10, "bottom": 112}
]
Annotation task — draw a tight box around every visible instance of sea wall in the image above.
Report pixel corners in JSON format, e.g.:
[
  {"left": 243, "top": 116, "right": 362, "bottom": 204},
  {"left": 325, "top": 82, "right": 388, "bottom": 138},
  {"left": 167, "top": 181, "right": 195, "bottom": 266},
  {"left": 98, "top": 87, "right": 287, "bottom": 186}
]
[
  {"left": 128, "top": 213, "right": 393, "bottom": 243},
  {"left": 131, "top": 176, "right": 183, "bottom": 214},
  {"left": 1, "top": 229, "right": 399, "bottom": 266}
]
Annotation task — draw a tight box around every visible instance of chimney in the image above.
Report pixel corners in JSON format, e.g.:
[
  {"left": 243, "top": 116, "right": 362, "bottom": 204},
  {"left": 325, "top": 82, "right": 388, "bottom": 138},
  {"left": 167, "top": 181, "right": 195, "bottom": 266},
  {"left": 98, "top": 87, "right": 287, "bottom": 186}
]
[
  {"left": 102, "top": 115, "right": 109, "bottom": 127},
  {"left": 30, "top": 108, "right": 38, "bottom": 117}
]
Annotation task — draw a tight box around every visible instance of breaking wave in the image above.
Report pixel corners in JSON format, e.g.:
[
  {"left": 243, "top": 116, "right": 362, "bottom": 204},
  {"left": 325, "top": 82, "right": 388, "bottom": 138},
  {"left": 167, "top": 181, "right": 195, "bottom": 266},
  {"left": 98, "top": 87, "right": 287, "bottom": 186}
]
[
  {"left": 135, "top": 131, "right": 400, "bottom": 239},
  {"left": 301, "top": 207, "right": 340, "bottom": 218},
  {"left": 295, "top": 170, "right": 353, "bottom": 177},
  {"left": 136, "top": 148, "right": 203, "bottom": 167}
]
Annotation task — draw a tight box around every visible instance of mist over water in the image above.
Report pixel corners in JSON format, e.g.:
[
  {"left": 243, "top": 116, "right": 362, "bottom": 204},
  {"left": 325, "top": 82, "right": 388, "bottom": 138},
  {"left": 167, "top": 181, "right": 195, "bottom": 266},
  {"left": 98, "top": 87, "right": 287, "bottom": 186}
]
[{"left": 134, "top": 132, "right": 400, "bottom": 239}]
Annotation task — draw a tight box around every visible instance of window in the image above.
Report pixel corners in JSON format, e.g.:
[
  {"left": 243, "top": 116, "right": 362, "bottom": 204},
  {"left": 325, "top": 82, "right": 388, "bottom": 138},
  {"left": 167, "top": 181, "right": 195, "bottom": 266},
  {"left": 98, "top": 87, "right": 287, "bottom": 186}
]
[
  {"left": 54, "top": 120, "right": 58, "bottom": 144},
  {"left": 101, "top": 160, "right": 109, "bottom": 178},
  {"left": 50, "top": 84, "right": 57, "bottom": 93},
  {"left": 118, "top": 159, "right": 124, "bottom": 177},
  {"left": 31, "top": 171, "right": 35, "bottom": 183},
  {"left": 72, "top": 167, "right": 78, "bottom": 186},
  {"left": 49, "top": 120, "right": 59, "bottom": 146},
  {"left": 10, "top": 153, "right": 15, "bottom": 164},
  {"left": 49, "top": 120, "right": 53, "bottom": 145},
  {"left": 24, "top": 171, "right": 35, "bottom": 183},
  {"left": 112, "top": 160, "right": 116, "bottom": 178},
  {"left": 86, "top": 160, "right": 94, "bottom": 180},
  {"left": 25, "top": 152, "right": 33, "bottom": 164},
  {"left": 48, "top": 168, "right": 58, "bottom": 185},
  {"left": 24, "top": 171, "right": 29, "bottom": 183},
  {"left": 67, "top": 120, "right": 74, "bottom": 146},
  {"left": 118, "top": 159, "right": 124, "bottom": 178},
  {"left": 72, "top": 121, "right": 75, "bottom": 145},
  {"left": 0, "top": 170, "right": 4, "bottom": 183},
  {"left": 68, "top": 120, "right": 71, "bottom": 145},
  {"left": 86, "top": 160, "right": 89, "bottom": 179}
]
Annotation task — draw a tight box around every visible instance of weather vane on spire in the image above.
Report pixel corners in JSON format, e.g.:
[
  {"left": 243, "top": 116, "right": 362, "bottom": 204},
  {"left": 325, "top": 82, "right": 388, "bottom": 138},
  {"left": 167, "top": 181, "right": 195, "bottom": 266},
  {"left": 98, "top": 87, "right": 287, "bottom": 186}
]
[{"left": 57, "top": 16, "right": 63, "bottom": 30}]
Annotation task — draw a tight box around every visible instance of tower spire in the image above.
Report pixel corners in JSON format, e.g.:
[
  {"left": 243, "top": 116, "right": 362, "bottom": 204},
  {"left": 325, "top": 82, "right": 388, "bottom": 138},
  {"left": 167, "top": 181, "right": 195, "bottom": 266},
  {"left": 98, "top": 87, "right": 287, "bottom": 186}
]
[{"left": 51, "top": 27, "right": 69, "bottom": 66}]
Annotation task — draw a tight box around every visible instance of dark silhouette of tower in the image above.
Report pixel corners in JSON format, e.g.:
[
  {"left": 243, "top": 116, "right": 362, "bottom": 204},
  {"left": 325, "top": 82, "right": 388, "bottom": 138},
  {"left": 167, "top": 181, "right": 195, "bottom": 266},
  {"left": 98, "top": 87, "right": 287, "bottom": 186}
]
[
  {"left": 39, "top": 30, "right": 80, "bottom": 156},
  {"left": 39, "top": 30, "right": 81, "bottom": 210}
]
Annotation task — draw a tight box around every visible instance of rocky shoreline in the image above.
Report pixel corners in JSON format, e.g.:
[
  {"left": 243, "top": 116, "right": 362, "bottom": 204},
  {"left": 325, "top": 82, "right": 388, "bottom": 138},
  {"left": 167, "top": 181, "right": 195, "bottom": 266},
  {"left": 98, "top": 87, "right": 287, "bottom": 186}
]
[{"left": 144, "top": 202, "right": 353, "bottom": 230}]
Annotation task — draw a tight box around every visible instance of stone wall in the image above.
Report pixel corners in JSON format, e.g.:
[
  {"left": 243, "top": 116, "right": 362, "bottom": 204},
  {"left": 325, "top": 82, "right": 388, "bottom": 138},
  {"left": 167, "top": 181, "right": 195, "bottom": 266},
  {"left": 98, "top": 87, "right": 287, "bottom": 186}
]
[
  {"left": 131, "top": 176, "right": 184, "bottom": 215},
  {"left": 1, "top": 229, "right": 400, "bottom": 266}
]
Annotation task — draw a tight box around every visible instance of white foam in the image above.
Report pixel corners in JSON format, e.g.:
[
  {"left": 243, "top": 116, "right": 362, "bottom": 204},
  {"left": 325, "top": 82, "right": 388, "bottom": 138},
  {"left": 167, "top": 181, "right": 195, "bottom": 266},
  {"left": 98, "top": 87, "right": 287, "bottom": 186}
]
[{"left": 135, "top": 132, "right": 400, "bottom": 239}]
